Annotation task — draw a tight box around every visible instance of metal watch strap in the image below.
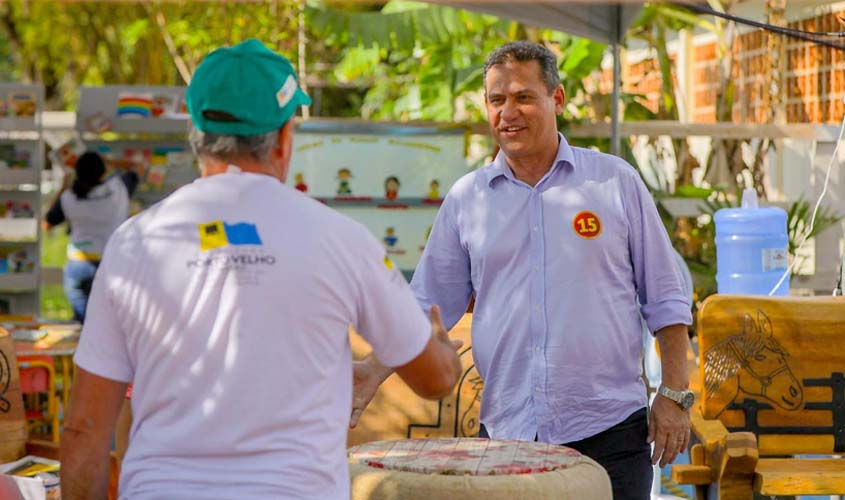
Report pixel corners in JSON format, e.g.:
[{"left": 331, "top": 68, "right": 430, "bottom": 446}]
[
  {"left": 658, "top": 384, "right": 693, "bottom": 410},
  {"left": 658, "top": 385, "right": 684, "bottom": 403}
]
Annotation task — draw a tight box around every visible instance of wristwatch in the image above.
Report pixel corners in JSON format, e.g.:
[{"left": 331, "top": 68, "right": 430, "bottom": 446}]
[{"left": 657, "top": 385, "right": 695, "bottom": 411}]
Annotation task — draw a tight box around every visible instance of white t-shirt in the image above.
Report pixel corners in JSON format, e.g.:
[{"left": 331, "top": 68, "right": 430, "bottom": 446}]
[
  {"left": 74, "top": 168, "right": 431, "bottom": 500},
  {"left": 60, "top": 175, "right": 130, "bottom": 259}
]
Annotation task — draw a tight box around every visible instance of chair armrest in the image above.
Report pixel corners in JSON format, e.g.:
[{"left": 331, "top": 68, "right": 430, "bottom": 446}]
[
  {"left": 719, "top": 432, "right": 759, "bottom": 479},
  {"left": 675, "top": 406, "right": 759, "bottom": 498},
  {"left": 690, "top": 404, "right": 728, "bottom": 447},
  {"left": 672, "top": 464, "right": 712, "bottom": 485},
  {"left": 673, "top": 408, "right": 729, "bottom": 486}
]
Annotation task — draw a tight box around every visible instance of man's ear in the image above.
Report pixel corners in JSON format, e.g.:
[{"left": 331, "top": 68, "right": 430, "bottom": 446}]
[{"left": 553, "top": 84, "right": 565, "bottom": 115}]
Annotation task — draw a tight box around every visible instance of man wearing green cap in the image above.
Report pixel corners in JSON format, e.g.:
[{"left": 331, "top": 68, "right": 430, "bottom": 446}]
[{"left": 60, "top": 39, "right": 461, "bottom": 500}]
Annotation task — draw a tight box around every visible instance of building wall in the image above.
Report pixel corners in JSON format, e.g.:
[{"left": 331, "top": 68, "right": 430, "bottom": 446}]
[
  {"left": 613, "top": 8, "right": 845, "bottom": 293},
  {"left": 620, "top": 8, "right": 845, "bottom": 124}
]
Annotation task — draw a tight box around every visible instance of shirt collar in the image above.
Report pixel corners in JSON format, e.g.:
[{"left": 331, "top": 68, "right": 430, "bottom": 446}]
[{"left": 486, "top": 133, "right": 576, "bottom": 187}]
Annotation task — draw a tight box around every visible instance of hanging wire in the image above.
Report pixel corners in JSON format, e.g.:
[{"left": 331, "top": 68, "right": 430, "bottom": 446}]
[{"left": 676, "top": 2, "right": 845, "bottom": 50}]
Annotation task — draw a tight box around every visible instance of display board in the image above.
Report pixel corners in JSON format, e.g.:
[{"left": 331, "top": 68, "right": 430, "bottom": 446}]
[
  {"left": 74, "top": 85, "right": 197, "bottom": 210},
  {"left": 0, "top": 84, "right": 43, "bottom": 316},
  {"left": 76, "top": 85, "right": 188, "bottom": 135},
  {"left": 76, "top": 88, "right": 471, "bottom": 277},
  {"left": 291, "top": 121, "right": 470, "bottom": 276}
]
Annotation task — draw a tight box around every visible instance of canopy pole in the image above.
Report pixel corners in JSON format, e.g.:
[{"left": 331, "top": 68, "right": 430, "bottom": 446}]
[{"left": 610, "top": 4, "right": 622, "bottom": 157}]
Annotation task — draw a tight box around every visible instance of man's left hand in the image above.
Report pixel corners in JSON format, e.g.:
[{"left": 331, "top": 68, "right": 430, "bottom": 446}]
[{"left": 648, "top": 394, "right": 691, "bottom": 467}]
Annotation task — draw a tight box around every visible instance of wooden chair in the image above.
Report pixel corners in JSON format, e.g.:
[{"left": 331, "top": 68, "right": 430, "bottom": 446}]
[
  {"left": 17, "top": 356, "right": 60, "bottom": 444},
  {"left": 672, "top": 295, "right": 845, "bottom": 499}
]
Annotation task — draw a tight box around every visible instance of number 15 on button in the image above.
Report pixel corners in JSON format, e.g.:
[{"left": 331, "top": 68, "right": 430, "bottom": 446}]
[{"left": 572, "top": 211, "right": 602, "bottom": 239}]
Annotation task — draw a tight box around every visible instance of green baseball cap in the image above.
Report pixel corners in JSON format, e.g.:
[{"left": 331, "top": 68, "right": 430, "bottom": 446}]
[{"left": 187, "top": 38, "right": 311, "bottom": 136}]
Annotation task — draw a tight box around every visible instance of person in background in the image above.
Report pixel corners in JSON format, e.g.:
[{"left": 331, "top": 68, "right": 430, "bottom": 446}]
[{"left": 43, "top": 151, "right": 141, "bottom": 322}]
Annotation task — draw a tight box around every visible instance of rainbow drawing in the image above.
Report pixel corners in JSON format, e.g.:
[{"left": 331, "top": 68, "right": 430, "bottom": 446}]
[{"left": 116, "top": 93, "right": 153, "bottom": 118}]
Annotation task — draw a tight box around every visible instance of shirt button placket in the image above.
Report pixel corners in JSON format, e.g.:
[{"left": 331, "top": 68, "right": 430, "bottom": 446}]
[{"left": 528, "top": 189, "right": 546, "bottom": 419}]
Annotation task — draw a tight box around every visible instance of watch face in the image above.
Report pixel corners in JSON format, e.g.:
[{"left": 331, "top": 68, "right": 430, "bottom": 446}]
[{"left": 681, "top": 391, "right": 695, "bottom": 410}]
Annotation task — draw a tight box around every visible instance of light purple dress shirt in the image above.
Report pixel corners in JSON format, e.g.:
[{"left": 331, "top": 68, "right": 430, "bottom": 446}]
[{"left": 411, "top": 134, "right": 692, "bottom": 444}]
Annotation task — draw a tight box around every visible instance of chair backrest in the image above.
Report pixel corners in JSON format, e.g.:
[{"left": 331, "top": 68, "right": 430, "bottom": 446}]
[
  {"left": 16, "top": 356, "right": 54, "bottom": 394},
  {"left": 697, "top": 294, "right": 845, "bottom": 456}
]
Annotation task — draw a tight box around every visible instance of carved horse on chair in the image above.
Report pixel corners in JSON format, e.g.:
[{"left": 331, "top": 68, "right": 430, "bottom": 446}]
[{"left": 704, "top": 309, "right": 803, "bottom": 416}]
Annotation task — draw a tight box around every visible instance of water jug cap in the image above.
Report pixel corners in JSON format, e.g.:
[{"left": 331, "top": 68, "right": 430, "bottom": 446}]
[{"left": 741, "top": 187, "right": 758, "bottom": 209}]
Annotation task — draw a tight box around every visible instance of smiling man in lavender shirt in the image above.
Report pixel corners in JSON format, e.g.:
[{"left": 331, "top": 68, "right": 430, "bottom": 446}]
[{"left": 353, "top": 41, "right": 693, "bottom": 500}]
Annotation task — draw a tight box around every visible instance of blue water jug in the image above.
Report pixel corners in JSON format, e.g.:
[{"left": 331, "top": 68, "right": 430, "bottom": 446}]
[{"left": 714, "top": 188, "right": 790, "bottom": 295}]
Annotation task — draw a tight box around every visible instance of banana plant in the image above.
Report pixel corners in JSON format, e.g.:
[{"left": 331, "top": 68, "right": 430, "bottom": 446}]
[
  {"left": 306, "top": 1, "right": 608, "bottom": 123},
  {"left": 786, "top": 196, "right": 843, "bottom": 257},
  {"left": 627, "top": 2, "right": 717, "bottom": 190}
]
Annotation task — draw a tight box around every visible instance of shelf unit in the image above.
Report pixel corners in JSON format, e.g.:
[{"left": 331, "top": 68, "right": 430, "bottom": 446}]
[
  {"left": 0, "top": 83, "right": 44, "bottom": 316},
  {"left": 76, "top": 85, "right": 196, "bottom": 211}
]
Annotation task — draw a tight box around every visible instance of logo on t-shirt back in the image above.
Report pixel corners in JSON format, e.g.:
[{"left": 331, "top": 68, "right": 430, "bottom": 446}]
[
  {"left": 189, "top": 220, "right": 275, "bottom": 285},
  {"left": 198, "top": 220, "right": 262, "bottom": 251}
]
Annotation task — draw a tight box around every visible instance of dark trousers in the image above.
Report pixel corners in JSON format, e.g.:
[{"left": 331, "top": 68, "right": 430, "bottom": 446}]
[{"left": 479, "top": 408, "right": 652, "bottom": 500}]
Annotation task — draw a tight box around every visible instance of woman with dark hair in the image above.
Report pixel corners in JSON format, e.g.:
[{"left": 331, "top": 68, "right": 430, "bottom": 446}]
[{"left": 44, "top": 151, "right": 141, "bottom": 322}]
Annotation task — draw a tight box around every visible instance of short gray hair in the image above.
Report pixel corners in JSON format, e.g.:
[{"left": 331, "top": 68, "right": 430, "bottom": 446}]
[
  {"left": 483, "top": 41, "right": 560, "bottom": 95},
  {"left": 189, "top": 125, "right": 279, "bottom": 164}
]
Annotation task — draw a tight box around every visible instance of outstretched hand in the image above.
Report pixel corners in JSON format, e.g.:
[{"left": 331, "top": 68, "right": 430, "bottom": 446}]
[
  {"left": 349, "top": 306, "right": 463, "bottom": 429},
  {"left": 430, "top": 305, "right": 463, "bottom": 352}
]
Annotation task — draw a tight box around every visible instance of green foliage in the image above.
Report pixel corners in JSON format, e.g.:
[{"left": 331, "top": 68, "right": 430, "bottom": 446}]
[
  {"left": 310, "top": 2, "right": 505, "bottom": 121},
  {"left": 674, "top": 185, "right": 714, "bottom": 199},
  {"left": 622, "top": 94, "right": 657, "bottom": 122},
  {"left": 41, "top": 229, "right": 71, "bottom": 319},
  {"left": 41, "top": 228, "right": 68, "bottom": 268},
  {"left": 627, "top": 3, "right": 698, "bottom": 120},
  {"left": 308, "top": 1, "right": 608, "bottom": 123},
  {"left": 334, "top": 46, "right": 381, "bottom": 81},
  {"left": 560, "top": 38, "right": 605, "bottom": 82},
  {"left": 786, "top": 196, "right": 843, "bottom": 256},
  {"left": 41, "top": 284, "right": 73, "bottom": 321},
  {"left": 0, "top": 1, "right": 300, "bottom": 109},
  {"left": 0, "top": 0, "right": 614, "bottom": 124}
]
